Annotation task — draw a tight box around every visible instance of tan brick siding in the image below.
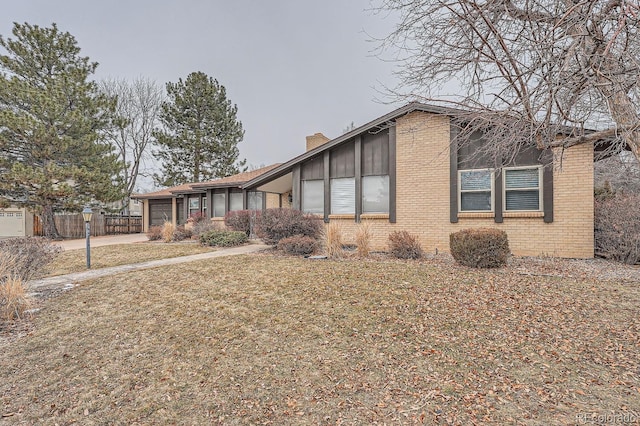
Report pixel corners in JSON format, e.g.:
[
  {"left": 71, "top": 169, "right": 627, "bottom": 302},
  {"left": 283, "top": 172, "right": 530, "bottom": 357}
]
[
  {"left": 266, "top": 193, "right": 280, "bottom": 209},
  {"left": 331, "top": 111, "right": 594, "bottom": 258}
]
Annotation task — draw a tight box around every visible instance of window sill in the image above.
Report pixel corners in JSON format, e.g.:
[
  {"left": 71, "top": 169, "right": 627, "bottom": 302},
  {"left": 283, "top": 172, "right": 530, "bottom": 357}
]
[
  {"left": 329, "top": 214, "right": 355, "bottom": 220},
  {"left": 458, "top": 212, "right": 494, "bottom": 219},
  {"left": 360, "top": 213, "right": 390, "bottom": 220},
  {"left": 503, "top": 211, "right": 544, "bottom": 218}
]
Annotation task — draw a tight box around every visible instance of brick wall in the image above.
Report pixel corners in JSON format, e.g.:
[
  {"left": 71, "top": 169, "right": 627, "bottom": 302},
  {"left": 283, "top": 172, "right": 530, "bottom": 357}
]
[{"left": 333, "top": 111, "right": 594, "bottom": 258}]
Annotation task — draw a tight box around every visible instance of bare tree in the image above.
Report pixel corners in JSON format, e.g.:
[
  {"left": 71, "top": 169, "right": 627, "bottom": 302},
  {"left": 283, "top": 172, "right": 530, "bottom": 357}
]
[
  {"left": 595, "top": 151, "right": 640, "bottom": 194},
  {"left": 101, "top": 77, "right": 164, "bottom": 213},
  {"left": 374, "top": 0, "right": 640, "bottom": 164}
]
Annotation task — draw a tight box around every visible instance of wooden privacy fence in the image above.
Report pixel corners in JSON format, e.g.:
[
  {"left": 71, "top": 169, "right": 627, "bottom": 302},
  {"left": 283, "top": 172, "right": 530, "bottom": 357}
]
[
  {"left": 34, "top": 214, "right": 142, "bottom": 238},
  {"left": 105, "top": 215, "right": 142, "bottom": 235}
]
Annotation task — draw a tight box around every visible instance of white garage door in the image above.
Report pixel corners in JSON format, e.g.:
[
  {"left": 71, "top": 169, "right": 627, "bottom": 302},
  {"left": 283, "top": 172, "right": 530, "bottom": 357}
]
[{"left": 0, "top": 210, "right": 25, "bottom": 237}]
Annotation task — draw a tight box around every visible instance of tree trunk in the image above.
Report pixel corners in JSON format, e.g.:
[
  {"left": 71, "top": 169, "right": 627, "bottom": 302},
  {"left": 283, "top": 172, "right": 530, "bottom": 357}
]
[{"left": 41, "top": 204, "right": 62, "bottom": 240}]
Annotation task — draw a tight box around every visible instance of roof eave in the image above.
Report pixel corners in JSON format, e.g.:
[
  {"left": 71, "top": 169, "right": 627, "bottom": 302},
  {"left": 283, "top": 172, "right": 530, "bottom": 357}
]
[{"left": 242, "top": 102, "right": 452, "bottom": 189}]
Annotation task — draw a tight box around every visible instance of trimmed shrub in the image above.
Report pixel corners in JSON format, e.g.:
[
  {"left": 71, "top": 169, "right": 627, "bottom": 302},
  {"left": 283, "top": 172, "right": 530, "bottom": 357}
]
[
  {"left": 0, "top": 237, "right": 61, "bottom": 281},
  {"left": 355, "top": 221, "right": 372, "bottom": 258},
  {"left": 324, "top": 222, "right": 344, "bottom": 258},
  {"left": 595, "top": 193, "right": 640, "bottom": 264},
  {"left": 388, "top": 231, "right": 423, "bottom": 259},
  {"left": 199, "top": 230, "right": 248, "bottom": 247},
  {"left": 225, "top": 210, "right": 261, "bottom": 237},
  {"left": 255, "top": 208, "right": 323, "bottom": 245},
  {"left": 147, "top": 225, "right": 163, "bottom": 241},
  {"left": 450, "top": 228, "right": 510, "bottom": 268},
  {"left": 278, "top": 235, "right": 319, "bottom": 256}
]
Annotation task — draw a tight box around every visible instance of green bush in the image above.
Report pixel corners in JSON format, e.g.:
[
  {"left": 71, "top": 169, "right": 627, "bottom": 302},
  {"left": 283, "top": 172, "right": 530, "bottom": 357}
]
[
  {"left": 256, "top": 208, "right": 323, "bottom": 245},
  {"left": 199, "top": 230, "right": 248, "bottom": 247},
  {"left": 388, "top": 231, "right": 424, "bottom": 259},
  {"left": 278, "top": 235, "right": 319, "bottom": 256},
  {"left": 450, "top": 228, "right": 510, "bottom": 268}
]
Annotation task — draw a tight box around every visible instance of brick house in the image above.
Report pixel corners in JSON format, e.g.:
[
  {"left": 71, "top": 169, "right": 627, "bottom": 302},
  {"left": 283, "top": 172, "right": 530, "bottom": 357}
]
[{"left": 242, "top": 102, "right": 595, "bottom": 258}]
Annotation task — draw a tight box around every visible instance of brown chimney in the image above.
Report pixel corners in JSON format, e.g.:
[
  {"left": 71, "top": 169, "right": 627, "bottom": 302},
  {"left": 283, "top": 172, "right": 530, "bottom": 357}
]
[{"left": 305, "top": 133, "right": 330, "bottom": 152}]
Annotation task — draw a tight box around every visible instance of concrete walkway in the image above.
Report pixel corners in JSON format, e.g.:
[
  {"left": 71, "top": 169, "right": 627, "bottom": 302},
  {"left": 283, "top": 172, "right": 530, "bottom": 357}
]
[
  {"left": 28, "top": 243, "right": 270, "bottom": 296},
  {"left": 53, "top": 233, "right": 149, "bottom": 251}
]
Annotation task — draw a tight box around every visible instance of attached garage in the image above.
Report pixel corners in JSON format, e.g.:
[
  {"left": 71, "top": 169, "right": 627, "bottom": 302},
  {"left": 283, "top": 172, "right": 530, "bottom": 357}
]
[
  {"left": 148, "top": 200, "right": 172, "bottom": 227},
  {"left": 0, "top": 209, "right": 26, "bottom": 238}
]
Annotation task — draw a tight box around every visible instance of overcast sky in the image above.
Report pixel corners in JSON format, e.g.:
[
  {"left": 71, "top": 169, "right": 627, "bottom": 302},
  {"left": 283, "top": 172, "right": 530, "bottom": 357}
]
[{"left": 2, "top": 0, "right": 402, "bottom": 191}]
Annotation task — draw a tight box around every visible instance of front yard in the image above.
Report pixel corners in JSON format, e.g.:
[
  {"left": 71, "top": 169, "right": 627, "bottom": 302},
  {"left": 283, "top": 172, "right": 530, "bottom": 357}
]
[{"left": 1, "top": 253, "right": 638, "bottom": 424}]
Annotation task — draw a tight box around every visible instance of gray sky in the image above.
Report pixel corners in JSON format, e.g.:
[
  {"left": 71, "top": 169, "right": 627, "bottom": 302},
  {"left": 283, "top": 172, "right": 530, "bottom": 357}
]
[{"left": 1, "top": 0, "right": 401, "bottom": 190}]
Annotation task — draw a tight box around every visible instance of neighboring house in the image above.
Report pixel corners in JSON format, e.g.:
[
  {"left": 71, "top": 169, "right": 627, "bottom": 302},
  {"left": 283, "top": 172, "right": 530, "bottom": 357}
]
[
  {"left": 242, "top": 102, "right": 596, "bottom": 258},
  {"left": 0, "top": 206, "right": 34, "bottom": 238},
  {"left": 133, "top": 164, "right": 282, "bottom": 232}
]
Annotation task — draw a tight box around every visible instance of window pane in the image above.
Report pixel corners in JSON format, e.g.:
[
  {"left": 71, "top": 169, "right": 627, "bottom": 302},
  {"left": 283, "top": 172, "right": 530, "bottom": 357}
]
[
  {"left": 247, "top": 191, "right": 263, "bottom": 211},
  {"left": 461, "top": 192, "right": 492, "bottom": 211},
  {"left": 213, "top": 193, "right": 226, "bottom": 217},
  {"left": 505, "top": 168, "right": 539, "bottom": 189},
  {"left": 362, "top": 175, "right": 389, "bottom": 213},
  {"left": 229, "top": 193, "right": 243, "bottom": 212},
  {"left": 461, "top": 170, "right": 491, "bottom": 191},
  {"left": 331, "top": 177, "right": 355, "bottom": 214},
  {"left": 302, "top": 180, "right": 324, "bottom": 214},
  {"left": 505, "top": 190, "right": 539, "bottom": 210}
]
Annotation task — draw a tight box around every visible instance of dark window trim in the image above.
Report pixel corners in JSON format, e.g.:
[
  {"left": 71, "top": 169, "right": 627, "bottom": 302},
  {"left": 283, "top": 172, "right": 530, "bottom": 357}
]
[
  {"left": 389, "top": 126, "right": 397, "bottom": 223},
  {"left": 355, "top": 135, "right": 362, "bottom": 222},
  {"left": 323, "top": 151, "right": 330, "bottom": 222}
]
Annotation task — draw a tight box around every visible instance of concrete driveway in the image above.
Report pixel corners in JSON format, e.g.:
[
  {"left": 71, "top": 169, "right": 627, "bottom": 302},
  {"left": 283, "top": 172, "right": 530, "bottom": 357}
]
[{"left": 54, "top": 233, "right": 148, "bottom": 251}]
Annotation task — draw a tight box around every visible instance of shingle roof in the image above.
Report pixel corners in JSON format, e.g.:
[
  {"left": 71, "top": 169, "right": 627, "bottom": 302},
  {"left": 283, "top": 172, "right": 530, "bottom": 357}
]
[
  {"left": 190, "top": 164, "right": 281, "bottom": 189},
  {"left": 131, "top": 164, "right": 281, "bottom": 199}
]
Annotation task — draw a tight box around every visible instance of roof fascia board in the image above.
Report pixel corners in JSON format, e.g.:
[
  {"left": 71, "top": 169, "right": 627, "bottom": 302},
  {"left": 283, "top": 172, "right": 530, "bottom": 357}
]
[{"left": 242, "top": 102, "right": 453, "bottom": 189}]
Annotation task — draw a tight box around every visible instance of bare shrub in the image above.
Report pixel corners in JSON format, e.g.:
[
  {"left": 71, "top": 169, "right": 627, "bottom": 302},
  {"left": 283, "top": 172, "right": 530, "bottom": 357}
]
[
  {"left": 191, "top": 219, "right": 221, "bottom": 237},
  {"left": 173, "top": 225, "right": 191, "bottom": 241},
  {"left": 256, "top": 208, "right": 323, "bottom": 245},
  {"left": 0, "top": 276, "right": 31, "bottom": 321},
  {"left": 225, "top": 210, "right": 261, "bottom": 237},
  {"left": 355, "top": 221, "right": 373, "bottom": 258},
  {"left": 450, "top": 228, "right": 510, "bottom": 268},
  {"left": 595, "top": 193, "right": 640, "bottom": 264},
  {"left": 146, "top": 225, "right": 163, "bottom": 241},
  {"left": 324, "top": 222, "right": 343, "bottom": 258},
  {"left": 0, "top": 237, "right": 61, "bottom": 281},
  {"left": 278, "top": 235, "right": 319, "bottom": 256},
  {"left": 388, "top": 231, "right": 423, "bottom": 259}
]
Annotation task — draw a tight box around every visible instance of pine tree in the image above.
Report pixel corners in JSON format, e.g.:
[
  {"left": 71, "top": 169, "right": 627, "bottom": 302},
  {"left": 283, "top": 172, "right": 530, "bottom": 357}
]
[
  {"left": 153, "top": 71, "right": 246, "bottom": 187},
  {"left": 0, "top": 23, "right": 124, "bottom": 239}
]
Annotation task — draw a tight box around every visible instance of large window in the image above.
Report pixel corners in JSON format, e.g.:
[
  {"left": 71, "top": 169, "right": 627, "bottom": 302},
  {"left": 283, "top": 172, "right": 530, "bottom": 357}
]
[
  {"left": 247, "top": 191, "right": 263, "bottom": 211},
  {"left": 229, "top": 192, "right": 243, "bottom": 212},
  {"left": 459, "top": 169, "right": 493, "bottom": 212},
  {"left": 504, "top": 166, "right": 542, "bottom": 211},
  {"left": 302, "top": 180, "right": 323, "bottom": 214},
  {"left": 362, "top": 175, "right": 389, "bottom": 213},
  {"left": 213, "top": 193, "right": 226, "bottom": 217},
  {"left": 188, "top": 197, "right": 200, "bottom": 217},
  {"left": 331, "top": 177, "right": 355, "bottom": 214}
]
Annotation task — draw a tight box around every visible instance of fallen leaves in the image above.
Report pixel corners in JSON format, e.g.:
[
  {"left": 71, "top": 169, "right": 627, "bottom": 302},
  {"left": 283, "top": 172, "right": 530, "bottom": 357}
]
[{"left": 1, "top": 253, "right": 638, "bottom": 424}]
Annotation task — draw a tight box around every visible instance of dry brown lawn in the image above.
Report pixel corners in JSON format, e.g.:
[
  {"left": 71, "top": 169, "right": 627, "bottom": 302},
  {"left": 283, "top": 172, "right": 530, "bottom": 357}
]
[
  {"left": 1, "top": 254, "right": 639, "bottom": 425},
  {"left": 44, "top": 242, "right": 214, "bottom": 276}
]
